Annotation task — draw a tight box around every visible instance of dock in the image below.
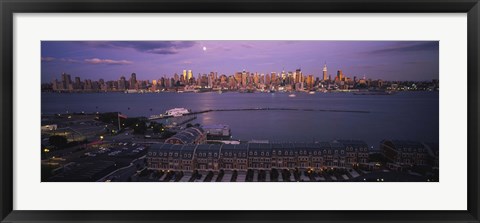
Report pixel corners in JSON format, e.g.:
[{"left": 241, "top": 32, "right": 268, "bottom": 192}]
[{"left": 149, "top": 107, "right": 369, "bottom": 120}]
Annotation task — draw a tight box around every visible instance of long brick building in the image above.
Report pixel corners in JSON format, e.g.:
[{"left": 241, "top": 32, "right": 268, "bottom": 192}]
[{"left": 147, "top": 140, "right": 370, "bottom": 172}]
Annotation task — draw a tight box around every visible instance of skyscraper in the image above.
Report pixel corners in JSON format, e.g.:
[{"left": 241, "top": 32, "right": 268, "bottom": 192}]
[
  {"left": 323, "top": 63, "right": 328, "bottom": 81},
  {"left": 337, "top": 70, "right": 343, "bottom": 81},
  {"left": 129, "top": 73, "right": 137, "bottom": 89},
  {"left": 295, "top": 69, "right": 302, "bottom": 84},
  {"left": 118, "top": 76, "right": 127, "bottom": 90},
  {"left": 187, "top": 70, "right": 193, "bottom": 82},
  {"left": 61, "top": 72, "right": 72, "bottom": 90}
]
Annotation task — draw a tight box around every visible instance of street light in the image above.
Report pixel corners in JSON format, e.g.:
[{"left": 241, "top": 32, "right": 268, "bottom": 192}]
[
  {"left": 100, "top": 136, "right": 104, "bottom": 140},
  {"left": 44, "top": 148, "right": 50, "bottom": 153}
]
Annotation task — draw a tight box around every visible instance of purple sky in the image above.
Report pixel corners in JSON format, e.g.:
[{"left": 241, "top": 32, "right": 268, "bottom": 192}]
[{"left": 41, "top": 41, "right": 439, "bottom": 83}]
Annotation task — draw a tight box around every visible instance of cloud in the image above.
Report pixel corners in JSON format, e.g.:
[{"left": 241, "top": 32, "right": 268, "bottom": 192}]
[
  {"left": 42, "top": 57, "right": 80, "bottom": 63},
  {"left": 367, "top": 42, "right": 439, "bottom": 55},
  {"left": 59, "top": 58, "right": 81, "bottom": 63},
  {"left": 84, "top": 58, "right": 133, "bottom": 65},
  {"left": 41, "top": 57, "right": 55, "bottom": 62},
  {"left": 79, "top": 41, "right": 197, "bottom": 55},
  {"left": 240, "top": 43, "right": 254, "bottom": 48}
]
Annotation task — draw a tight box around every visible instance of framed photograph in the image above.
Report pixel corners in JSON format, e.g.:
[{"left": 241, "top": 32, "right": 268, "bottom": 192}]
[{"left": 1, "top": 0, "right": 479, "bottom": 222}]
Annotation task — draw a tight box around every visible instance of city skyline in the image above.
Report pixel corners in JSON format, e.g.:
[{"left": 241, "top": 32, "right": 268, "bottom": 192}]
[{"left": 41, "top": 41, "right": 439, "bottom": 83}]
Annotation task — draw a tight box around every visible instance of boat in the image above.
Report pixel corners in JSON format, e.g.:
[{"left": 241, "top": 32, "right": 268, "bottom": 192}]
[
  {"left": 288, "top": 94, "right": 296, "bottom": 97},
  {"left": 164, "top": 108, "right": 190, "bottom": 117},
  {"left": 309, "top": 91, "right": 315, "bottom": 94}
]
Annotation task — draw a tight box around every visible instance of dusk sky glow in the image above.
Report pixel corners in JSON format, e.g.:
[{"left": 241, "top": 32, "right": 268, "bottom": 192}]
[{"left": 41, "top": 41, "right": 439, "bottom": 82}]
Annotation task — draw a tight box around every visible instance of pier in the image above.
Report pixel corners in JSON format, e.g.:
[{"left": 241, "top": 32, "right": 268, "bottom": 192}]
[{"left": 148, "top": 107, "right": 369, "bottom": 120}]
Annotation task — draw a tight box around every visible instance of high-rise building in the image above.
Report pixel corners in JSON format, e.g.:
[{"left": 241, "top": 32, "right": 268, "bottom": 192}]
[
  {"left": 61, "top": 72, "right": 72, "bottom": 90},
  {"left": 337, "top": 70, "right": 343, "bottom": 81},
  {"left": 187, "top": 70, "right": 193, "bottom": 82},
  {"left": 74, "top": 77, "right": 82, "bottom": 90},
  {"left": 323, "top": 63, "right": 328, "bottom": 81},
  {"left": 295, "top": 69, "right": 302, "bottom": 84},
  {"left": 182, "top": 70, "right": 187, "bottom": 82},
  {"left": 129, "top": 73, "right": 137, "bottom": 89},
  {"left": 307, "top": 75, "right": 314, "bottom": 90},
  {"left": 118, "top": 76, "right": 127, "bottom": 90},
  {"left": 241, "top": 70, "right": 247, "bottom": 87}
]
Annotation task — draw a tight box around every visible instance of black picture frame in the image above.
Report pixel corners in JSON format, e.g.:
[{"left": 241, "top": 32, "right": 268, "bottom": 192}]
[{"left": 1, "top": 0, "right": 479, "bottom": 222}]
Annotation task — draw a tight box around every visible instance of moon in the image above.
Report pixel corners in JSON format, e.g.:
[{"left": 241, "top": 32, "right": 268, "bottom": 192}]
[{"left": 202, "top": 46, "right": 207, "bottom": 51}]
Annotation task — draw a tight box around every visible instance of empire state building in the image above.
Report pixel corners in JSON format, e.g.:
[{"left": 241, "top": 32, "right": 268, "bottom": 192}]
[{"left": 322, "top": 63, "right": 328, "bottom": 81}]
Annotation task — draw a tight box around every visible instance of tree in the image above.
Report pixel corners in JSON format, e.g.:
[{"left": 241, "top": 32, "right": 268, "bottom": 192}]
[
  {"left": 49, "top": 135, "right": 68, "bottom": 148},
  {"left": 152, "top": 123, "right": 164, "bottom": 133},
  {"left": 133, "top": 121, "right": 147, "bottom": 134}
]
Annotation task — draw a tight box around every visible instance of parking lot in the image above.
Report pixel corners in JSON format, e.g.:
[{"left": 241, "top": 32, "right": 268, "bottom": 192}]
[{"left": 130, "top": 168, "right": 367, "bottom": 182}]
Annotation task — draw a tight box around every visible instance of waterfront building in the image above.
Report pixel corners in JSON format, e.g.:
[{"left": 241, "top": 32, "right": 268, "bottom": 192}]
[
  {"left": 194, "top": 144, "right": 220, "bottom": 171},
  {"left": 168, "top": 144, "right": 183, "bottom": 170},
  {"left": 248, "top": 143, "right": 272, "bottom": 169},
  {"left": 271, "top": 143, "right": 296, "bottom": 169},
  {"left": 164, "top": 127, "right": 206, "bottom": 144},
  {"left": 380, "top": 140, "right": 430, "bottom": 169},
  {"left": 220, "top": 144, "right": 248, "bottom": 170},
  {"left": 180, "top": 144, "right": 196, "bottom": 171},
  {"left": 147, "top": 140, "right": 436, "bottom": 173},
  {"left": 201, "top": 124, "right": 231, "bottom": 140},
  {"left": 338, "top": 140, "right": 369, "bottom": 167}
]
